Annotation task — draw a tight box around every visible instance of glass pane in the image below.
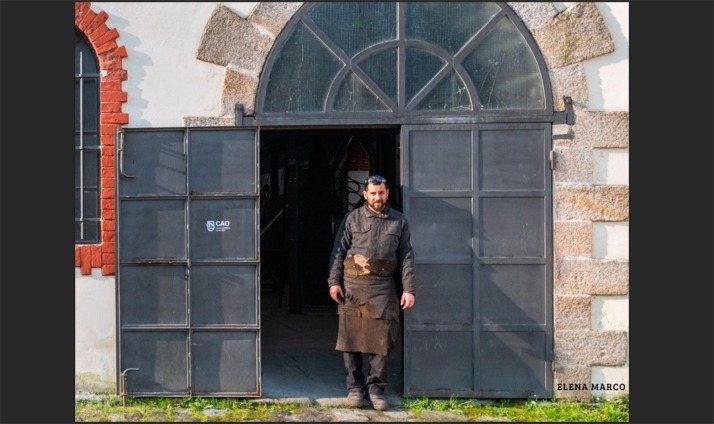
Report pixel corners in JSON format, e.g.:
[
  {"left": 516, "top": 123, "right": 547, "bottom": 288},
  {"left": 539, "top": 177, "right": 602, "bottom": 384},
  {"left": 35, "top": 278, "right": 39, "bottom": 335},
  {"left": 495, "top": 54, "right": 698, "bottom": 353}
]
[
  {"left": 260, "top": 1, "right": 547, "bottom": 116},
  {"left": 414, "top": 70, "right": 472, "bottom": 111},
  {"left": 405, "top": 49, "right": 445, "bottom": 105},
  {"left": 480, "top": 198, "right": 545, "bottom": 257},
  {"left": 409, "top": 197, "right": 473, "bottom": 259},
  {"left": 358, "top": 48, "right": 397, "bottom": 104},
  {"left": 75, "top": 220, "right": 99, "bottom": 243},
  {"left": 480, "top": 128, "right": 545, "bottom": 190},
  {"left": 189, "top": 199, "right": 257, "bottom": 260},
  {"left": 190, "top": 265, "right": 257, "bottom": 326},
  {"left": 333, "top": 72, "right": 390, "bottom": 112},
  {"left": 75, "top": 78, "right": 99, "bottom": 130},
  {"left": 406, "top": 2, "right": 500, "bottom": 54},
  {"left": 264, "top": 22, "right": 343, "bottom": 112},
  {"left": 75, "top": 32, "right": 98, "bottom": 74},
  {"left": 462, "top": 18, "right": 545, "bottom": 110},
  {"left": 119, "top": 265, "right": 188, "bottom": 325},
  {"left": 75, "top": 132, "right": 98, "bottom": 148},
  {"left": 408, "top": 129, "right": 472, "bottom": 191},
  {"left": 189, "top": 129, "right": 257, "bottom": 193},
  {"left": 307, "top": 2, "right": 396, "bottom": 57},
  {"left": 75, "top": 149, "right": 99, "bottom": 187},
  {"left": 75, "top": 189, "right": 99, "bottom": 218}
]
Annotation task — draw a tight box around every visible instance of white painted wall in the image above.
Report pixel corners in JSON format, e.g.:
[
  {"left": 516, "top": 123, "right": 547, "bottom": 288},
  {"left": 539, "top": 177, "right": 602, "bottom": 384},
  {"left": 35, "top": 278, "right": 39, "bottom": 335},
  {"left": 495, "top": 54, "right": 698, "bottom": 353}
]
[
  {"left": 75, "top": 269, "right": 116, "bottom": 393},
  {"left": 91, "top": 3, "right": 257, "bottom": 127},
  {"left": 591, "top": 295, "right": 629, "bottom": 398}
]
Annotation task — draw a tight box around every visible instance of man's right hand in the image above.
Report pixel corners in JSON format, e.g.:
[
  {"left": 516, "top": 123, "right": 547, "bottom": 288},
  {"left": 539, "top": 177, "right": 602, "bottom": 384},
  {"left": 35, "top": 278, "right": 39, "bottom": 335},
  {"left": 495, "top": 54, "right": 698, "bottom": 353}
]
[{"left": 329, "top": 285, "right": 344, "bottom": 304}]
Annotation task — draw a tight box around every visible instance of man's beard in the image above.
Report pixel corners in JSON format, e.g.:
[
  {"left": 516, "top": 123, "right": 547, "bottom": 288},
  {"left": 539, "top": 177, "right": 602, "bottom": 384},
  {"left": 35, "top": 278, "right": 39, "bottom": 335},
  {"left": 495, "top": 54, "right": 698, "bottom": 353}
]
[{"left": 368, "top": 200, "right": 385, "bottom": 212}]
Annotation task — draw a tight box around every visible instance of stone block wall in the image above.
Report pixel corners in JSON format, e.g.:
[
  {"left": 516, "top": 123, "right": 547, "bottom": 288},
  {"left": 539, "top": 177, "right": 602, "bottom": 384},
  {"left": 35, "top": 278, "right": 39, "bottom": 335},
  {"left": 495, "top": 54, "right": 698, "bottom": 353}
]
[{"left": 538, "top": 4, "right": 629, "bottom": 399}]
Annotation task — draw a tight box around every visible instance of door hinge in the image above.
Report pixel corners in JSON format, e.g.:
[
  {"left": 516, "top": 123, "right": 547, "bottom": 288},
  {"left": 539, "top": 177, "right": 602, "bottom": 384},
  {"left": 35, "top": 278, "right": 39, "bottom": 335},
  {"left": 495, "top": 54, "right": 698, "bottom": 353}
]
[
  {"left": 553, "top": 96, "right": 575, "bottom": 125},
  {"left": 234, "top": 103, "right": 245, "bottom": 126},
  {"left": 549, "top": 150, "right": 555, "bottom": 170}
]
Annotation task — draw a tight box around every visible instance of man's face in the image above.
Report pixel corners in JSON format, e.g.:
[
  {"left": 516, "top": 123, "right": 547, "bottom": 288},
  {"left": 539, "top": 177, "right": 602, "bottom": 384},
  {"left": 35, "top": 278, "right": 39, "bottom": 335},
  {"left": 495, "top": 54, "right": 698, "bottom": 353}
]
[{"left": 363, "top": 182, "right": 389, "bottom": 212}]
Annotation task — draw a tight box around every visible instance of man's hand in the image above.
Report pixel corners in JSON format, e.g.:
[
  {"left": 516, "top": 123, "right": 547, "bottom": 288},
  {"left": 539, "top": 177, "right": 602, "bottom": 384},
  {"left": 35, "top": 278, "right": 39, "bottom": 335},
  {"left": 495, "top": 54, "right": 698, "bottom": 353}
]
[
  {"left": 329, "top": 285, "right": 344, "bottom": 304},
  {"left": 400, "top": 292, "right": 415, "bottom": 310}
]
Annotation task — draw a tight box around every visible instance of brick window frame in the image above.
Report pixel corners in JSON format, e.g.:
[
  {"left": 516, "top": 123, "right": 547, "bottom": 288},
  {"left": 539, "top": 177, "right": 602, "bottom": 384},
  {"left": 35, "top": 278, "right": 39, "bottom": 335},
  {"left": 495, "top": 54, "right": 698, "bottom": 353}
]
[{"left": 75, "top": 2, "right": 128, "bottom": 276}]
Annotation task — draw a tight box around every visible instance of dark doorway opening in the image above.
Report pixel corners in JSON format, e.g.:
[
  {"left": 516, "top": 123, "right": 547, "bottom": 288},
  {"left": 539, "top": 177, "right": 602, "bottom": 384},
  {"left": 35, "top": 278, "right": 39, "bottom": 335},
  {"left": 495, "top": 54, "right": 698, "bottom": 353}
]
[{"left": 258, "top": 127, "right": 404, "bottom": 398}]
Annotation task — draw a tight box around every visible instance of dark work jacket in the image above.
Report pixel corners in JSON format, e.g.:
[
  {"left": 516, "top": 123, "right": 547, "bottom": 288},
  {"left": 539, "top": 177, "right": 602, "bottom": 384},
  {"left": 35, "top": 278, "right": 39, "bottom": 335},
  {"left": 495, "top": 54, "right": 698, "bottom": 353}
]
[{"left": 327, "top": 203, "right": 415, "bottom": 354}]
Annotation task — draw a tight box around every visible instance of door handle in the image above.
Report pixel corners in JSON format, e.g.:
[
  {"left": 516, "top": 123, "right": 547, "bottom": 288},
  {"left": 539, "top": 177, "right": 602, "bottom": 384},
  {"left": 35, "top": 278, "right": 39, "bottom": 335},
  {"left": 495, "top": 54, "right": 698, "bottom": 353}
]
[{"left": 118, "top": 132, "right": 135, "bottom": 179}]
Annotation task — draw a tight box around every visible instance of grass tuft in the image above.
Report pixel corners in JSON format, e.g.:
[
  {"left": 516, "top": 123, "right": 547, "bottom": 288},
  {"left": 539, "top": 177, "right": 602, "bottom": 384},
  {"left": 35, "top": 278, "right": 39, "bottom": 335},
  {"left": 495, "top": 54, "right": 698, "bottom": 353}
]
[
  {"left": 401, "top": 395, "right": 629, "bottom": 422},
  {"left": 76, "top": 394, "right": 629, "bottom": 422}
]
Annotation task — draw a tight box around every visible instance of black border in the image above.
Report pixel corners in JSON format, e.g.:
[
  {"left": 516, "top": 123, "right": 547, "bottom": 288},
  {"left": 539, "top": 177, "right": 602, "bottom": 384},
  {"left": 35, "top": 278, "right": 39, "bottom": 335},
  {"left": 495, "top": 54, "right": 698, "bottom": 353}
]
[
  {"left": 629, "top": 1, "right": 713, "bottom": 423},
  {"left": 0, "top": 1, "right": 76, "bottom": 423}
]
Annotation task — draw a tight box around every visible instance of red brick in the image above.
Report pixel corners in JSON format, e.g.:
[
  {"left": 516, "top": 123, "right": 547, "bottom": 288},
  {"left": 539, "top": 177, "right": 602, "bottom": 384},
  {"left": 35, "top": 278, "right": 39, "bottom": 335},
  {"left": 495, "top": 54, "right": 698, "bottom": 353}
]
[
  {"left": 75, "top": 3, "right": 90, "bottom": 26},
  {"left": 115, "top": 46, "right": 128, "bottom": 58},
  {"left": 103, "top": 112, "right": 129, "bottom": 124},
  {"left": 102, "top": 91, "right": 128, "bottom": 102},
  {"left": 101, "top": 167, "right": 115, "bottom": 178},
  {"left": 101, "top": 263, "right": 116, "bottom": 276},
  {"left": 80, "top": 247, "right": 92, "bottom": 275},
  {"left": 95, "top": 28, "right": 119, "bottom": 46},
  {"left": 101, "top": 102, "right": 122, "bottom": 113},
  {"left": 100, "top": 80, "right": 123, "bottom": 92},
  {"left": 100, "top": 187, "right": 114, "bottom": 199},
  {"left": 103, "top": 230, "right": 115, "bottom": 243},
  {"left": 102, "top": 236, "right": 115, "bottom": 251},
  {"left": 101, "top": 198, "right": 115, "bottom": 210},
  {"left": 101, "top": 238, "right": 114, "bottom": 250},
  {"left": 101, "top": 124, "right": 121, "bottom": 137},
  {"left": 100, "top": 155, "right": 114, "bottom": 167},
  {"left": 79, "top": 9, "right": 98, "bottom": 30},
  {"left": 103, "top": 69, "right": 129, "bottom": 82},
  {"left": 75, "top": 245, "right": 82, "bottom": 267},
  {"left": 101, "top": 57, "right": 125, "bottom": 71},
  {"left": 91, "top": 246, "right": 102, "bottom": 267},
  {"left": 85, "top": 12, "right": 110, "bottom": 39},
  {"left": 75, "top": 2, "right": 90, "bottom": 15},
  {"left": 96, "top": 40, "right": 118, "bottom": 56}
]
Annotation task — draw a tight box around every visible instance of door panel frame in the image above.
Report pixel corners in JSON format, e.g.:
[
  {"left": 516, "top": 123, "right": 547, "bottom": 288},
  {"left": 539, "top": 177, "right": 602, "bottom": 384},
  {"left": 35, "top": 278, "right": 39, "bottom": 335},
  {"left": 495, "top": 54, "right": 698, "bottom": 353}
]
[
  {"left": 115, "top": 127, "right": 261, "bottom": 397},
  {"left": 400, "top": 123, "right": 553, "bottom": 398}
]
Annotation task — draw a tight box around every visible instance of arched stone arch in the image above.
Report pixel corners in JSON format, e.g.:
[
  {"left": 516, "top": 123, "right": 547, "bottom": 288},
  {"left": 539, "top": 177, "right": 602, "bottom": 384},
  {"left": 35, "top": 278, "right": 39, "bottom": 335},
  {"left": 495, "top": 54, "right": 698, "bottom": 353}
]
[
  {"left": 75, "top": 2, "right": 129, "bottom": 276},
  {"left": 196, "top": 2, "right": 613, "bottom": 120}
]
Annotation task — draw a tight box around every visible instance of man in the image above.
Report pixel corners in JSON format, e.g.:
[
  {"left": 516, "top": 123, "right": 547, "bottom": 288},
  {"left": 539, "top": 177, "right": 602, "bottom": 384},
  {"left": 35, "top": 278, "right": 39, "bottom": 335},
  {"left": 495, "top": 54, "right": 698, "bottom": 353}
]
[{"left": 327, "top": 175, "right": 416, "bottom": 411}]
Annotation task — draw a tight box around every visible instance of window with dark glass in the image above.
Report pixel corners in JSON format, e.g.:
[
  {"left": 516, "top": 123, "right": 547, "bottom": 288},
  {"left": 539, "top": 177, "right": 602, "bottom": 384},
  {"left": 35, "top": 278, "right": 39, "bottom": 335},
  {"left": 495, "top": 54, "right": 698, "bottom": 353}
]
[
  {"left": 261, "top": 2, "right": 546, "bottom": 115},
  {"left": 75, "top": 32, "right": 101, "bottom": 243}
]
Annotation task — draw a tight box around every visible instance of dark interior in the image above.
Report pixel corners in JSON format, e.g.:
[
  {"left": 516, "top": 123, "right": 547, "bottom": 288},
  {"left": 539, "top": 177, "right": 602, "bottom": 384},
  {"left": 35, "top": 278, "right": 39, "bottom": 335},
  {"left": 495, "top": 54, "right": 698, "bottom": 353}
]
[{"left": 259, "top": 128, "right": 404, "bottom": 398}]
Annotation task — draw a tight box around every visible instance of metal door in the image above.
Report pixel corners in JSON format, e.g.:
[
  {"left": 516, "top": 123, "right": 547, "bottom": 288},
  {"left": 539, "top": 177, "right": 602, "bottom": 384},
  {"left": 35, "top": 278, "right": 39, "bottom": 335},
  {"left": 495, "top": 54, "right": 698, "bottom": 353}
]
[
  {"left": 401, "top": 124, "right": 553, "bottom": 398},
  {"left": 115, "top": 127, "right": 261, "bottom": 397}
]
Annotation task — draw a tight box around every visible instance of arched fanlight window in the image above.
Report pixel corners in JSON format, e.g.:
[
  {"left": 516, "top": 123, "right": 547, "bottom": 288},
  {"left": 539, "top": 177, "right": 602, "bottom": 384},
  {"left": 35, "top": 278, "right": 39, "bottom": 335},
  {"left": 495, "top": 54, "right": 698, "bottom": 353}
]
[
  {"left": 258, "top": 2, "right": 548, "bottom": 117},
  {"left": 75, "top": 31, "right": 101, "bottom": 243}
]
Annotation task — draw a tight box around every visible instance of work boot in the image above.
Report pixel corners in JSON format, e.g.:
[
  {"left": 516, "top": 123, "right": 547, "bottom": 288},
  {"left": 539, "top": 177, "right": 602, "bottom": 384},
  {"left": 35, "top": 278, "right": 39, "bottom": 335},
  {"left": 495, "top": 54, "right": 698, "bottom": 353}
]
[
  {"left": 369, "top": 393, "right": 389, "bottom": 411},
  {"left": 347, "top": 390, "right": 364, "bottom": 408}
]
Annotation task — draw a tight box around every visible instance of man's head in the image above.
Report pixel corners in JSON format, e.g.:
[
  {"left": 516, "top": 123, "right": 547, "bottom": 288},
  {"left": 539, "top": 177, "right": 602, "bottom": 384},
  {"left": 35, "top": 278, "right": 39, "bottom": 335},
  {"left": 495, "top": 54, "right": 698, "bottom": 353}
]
[{"left": 363, "top": 175, "right": 389, "bottom": 212}]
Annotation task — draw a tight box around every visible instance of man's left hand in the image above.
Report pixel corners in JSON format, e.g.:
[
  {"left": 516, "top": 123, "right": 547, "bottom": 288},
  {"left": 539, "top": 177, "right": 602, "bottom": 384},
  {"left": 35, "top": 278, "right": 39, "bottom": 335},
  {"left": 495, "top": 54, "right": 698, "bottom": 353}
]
[{"left": 400, "top": 292, "right": 415, "bottom": 310}]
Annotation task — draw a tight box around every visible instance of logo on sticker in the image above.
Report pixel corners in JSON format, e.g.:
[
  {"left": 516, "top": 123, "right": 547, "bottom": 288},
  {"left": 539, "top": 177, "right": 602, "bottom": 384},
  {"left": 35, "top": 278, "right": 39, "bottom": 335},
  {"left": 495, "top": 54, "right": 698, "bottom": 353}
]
[{"left": 206, "top": 220, "right": 231, "bottom": 232}]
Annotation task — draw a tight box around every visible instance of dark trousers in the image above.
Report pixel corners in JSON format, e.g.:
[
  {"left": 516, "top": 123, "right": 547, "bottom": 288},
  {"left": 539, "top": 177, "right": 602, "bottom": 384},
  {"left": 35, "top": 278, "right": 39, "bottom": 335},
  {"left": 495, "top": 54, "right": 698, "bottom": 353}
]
[{"left": 343, "top": 351, "right": 388, "bottom": 395}]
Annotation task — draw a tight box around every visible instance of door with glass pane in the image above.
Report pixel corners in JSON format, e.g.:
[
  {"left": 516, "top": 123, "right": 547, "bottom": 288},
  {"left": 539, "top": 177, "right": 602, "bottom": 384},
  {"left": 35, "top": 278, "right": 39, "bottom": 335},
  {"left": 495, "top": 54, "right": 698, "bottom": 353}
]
[
  {"left": 115, "top": 127, "right": 261, "bottom": 397},
  {"left": 401, "top": 124, "right": 553, "bottom": 398}
]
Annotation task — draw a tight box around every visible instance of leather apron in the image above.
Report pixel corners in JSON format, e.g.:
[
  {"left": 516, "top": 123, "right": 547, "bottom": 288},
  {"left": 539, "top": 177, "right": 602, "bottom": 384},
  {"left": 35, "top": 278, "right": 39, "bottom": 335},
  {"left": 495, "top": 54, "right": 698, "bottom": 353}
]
[{"left": 335, "top": 256, "right": 399, "bottom": 356}]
